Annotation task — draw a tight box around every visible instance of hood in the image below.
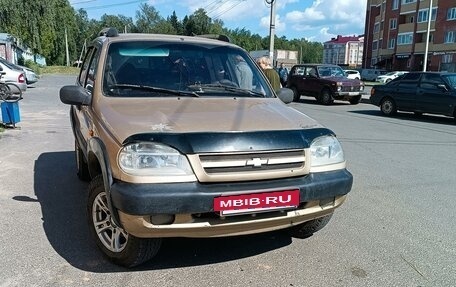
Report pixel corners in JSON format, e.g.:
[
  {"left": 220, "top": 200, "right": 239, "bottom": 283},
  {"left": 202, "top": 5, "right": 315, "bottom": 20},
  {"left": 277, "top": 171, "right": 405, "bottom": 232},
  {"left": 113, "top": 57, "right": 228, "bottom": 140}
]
[
  {"left": 95, "top": 97, "right": 322, "bottom": 143},
  {"left": 323, "top": 76, "right": 362, "bottom": 84}
]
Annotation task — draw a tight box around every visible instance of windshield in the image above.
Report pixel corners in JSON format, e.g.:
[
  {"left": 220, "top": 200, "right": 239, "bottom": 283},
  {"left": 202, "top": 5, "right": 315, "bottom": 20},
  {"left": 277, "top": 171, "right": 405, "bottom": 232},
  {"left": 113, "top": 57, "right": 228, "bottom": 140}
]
[
  {"left": 317, "top": 66, "right": 345, "bottom": 77},
  {"left": 103, "top": 41, "right": 274, "bottom": 98},
  {"left": 443, "top": 75, "right": 456, "bottom": 89}
]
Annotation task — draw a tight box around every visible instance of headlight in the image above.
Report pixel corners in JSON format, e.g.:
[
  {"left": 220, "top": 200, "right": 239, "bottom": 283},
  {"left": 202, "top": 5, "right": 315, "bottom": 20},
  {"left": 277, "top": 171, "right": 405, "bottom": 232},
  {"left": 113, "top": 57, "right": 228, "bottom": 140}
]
[
  {"left": 118, "top": 142, "right": 193, "bottom": 176},
  {"left": 310, "top": 136, "right": 345, "bottom": 167},
  {"left": 359, "top": 85, "right": 364, "bottom": 91}
]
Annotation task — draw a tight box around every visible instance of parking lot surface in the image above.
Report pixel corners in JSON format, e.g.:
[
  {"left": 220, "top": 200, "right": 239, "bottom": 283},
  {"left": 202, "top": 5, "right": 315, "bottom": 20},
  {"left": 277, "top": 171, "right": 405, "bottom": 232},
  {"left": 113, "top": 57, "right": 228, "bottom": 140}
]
[{"left": 0, "top": 75, "right": 455, "bottom": 287}]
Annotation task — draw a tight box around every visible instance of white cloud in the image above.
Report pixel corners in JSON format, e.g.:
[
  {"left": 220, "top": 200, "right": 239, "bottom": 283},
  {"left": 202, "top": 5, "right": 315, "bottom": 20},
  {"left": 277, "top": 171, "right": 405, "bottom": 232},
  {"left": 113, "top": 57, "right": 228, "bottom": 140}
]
[
  {"left": 283, "top": 0, "right": 366, "bottom": 41},
  {"left": 260, "top": 14, "right": 286, "bottom": 34}
]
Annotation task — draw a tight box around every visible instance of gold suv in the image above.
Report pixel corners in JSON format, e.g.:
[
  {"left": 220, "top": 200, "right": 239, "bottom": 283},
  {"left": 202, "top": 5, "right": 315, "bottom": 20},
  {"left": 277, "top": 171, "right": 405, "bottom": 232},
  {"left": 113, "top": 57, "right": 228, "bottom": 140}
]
[{"left": 60, "top": 28, "right": 353, "bottom": 267}]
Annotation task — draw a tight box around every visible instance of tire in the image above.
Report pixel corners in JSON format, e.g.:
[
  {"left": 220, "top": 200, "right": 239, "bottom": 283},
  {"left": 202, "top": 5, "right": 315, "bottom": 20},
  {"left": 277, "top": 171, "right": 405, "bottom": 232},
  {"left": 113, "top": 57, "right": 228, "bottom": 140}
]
[
  {"left": 291, "top": 86, "right": 300, "bottom": 102},
  {"left": 385, "top": 79, "right": 391, "bottom": 83},
  {"left": 287, "top": 213, "right": 333, "bottom": 239},
  {"left": 349, "top": 95, "right": 361, "bottom": 105},
  {"left": 75, "top": 141, "right": 90, "bottom": 181},
  {"left": 88, "top": 175, "right": 162, "bottom": 267},
  {"left": 0, "top": 83, "right": 22, "bottom": 102},
  {"left": 380, "top": 97, "right": 397, "bottom": 116},
  {"left": 318, "top": 89, "right": 333, "bottom": 105}
]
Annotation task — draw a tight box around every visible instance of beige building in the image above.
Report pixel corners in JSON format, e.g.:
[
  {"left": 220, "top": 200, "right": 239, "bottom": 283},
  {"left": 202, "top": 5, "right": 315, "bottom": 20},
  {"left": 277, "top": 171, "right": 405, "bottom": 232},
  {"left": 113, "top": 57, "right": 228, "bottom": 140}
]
[
  {"left": 323, "top": 35, "right": 364, "bottom": 68},
  {"left": 364, "top": 0, "right": 456, "bottom": 71}
]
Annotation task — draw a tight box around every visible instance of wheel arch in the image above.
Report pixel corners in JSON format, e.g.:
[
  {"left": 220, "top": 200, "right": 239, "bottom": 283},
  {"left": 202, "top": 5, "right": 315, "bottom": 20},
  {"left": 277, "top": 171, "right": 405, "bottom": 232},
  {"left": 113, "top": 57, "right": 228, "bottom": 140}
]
[{"left": 87, "top": 137, "right": 120, "bottom": 226}]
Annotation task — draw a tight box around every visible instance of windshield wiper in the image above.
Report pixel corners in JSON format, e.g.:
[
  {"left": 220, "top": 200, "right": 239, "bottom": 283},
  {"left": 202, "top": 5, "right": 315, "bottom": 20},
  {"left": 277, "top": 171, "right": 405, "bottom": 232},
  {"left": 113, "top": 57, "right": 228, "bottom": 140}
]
[
  {"left": 188, "top": 83, "right": 265, "bottom": 97},
  {"left": 108, "top": 84, "right": 199, "bottom": 97}
]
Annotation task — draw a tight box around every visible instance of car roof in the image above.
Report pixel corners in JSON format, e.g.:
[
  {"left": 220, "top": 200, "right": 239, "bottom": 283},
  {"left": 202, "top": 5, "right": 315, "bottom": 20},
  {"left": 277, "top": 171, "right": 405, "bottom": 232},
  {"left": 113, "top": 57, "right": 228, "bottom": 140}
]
[{"left": 93, "top": 31, "right": 239, "bottom": 49}]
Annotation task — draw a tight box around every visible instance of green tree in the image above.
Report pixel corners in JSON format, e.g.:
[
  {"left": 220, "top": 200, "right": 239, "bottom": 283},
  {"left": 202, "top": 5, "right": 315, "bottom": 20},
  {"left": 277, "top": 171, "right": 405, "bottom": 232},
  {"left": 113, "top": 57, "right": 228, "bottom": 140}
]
[
  {"left": 168, "top": 11, "right": 182, "bottom": 35},
  {"left": 135, "top": 3, "right": 162, "bottom": 33}
]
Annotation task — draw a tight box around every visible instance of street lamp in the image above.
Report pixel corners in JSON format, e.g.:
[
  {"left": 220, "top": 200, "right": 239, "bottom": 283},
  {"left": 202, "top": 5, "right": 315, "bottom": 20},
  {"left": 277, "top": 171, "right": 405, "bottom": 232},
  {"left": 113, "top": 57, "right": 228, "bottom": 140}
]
[
  {"left": 266, "top": 0, "right": 276, "bottom": 65},
  {"left": 423, "top": 0, "right": 433, "bottom": 71}
]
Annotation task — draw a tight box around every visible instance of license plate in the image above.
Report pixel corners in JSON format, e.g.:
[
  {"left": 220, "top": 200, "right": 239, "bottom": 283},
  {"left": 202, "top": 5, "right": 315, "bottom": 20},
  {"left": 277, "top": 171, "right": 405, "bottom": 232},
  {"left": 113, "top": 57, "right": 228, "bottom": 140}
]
[
  {"left": 214, "top": 189, "right": 300, "bottom": 216},
  {"left": 348, "top": 91, "right": 359, "bottom": 96}
]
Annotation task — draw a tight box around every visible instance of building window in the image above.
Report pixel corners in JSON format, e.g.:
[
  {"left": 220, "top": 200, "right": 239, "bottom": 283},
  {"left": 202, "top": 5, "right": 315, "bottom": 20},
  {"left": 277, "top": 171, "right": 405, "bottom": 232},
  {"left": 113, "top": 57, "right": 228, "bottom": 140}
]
[
  {"left": 448, "top": 7, "right": 456, "bottom": 20},
  {"left": 397, "top": 33, "right": 413, "bottom": 45},
  {"left": 371, "top": 58, "right": 377, "bottom": 67},
  {"left": 392, "top": 0, "right": 399, "bottom": 10},
  {"left": 402, "top": 0, "right": 416, "bottom": 4},
  {"left": 374, "top": 22, "right": 380, "bottom": 33},
  {"left": 442, "top": 54, "right": 453, "bottom": 63},
  {"left": 418, "top": 8, "right": 437, "bottom": 22},
  {"left": 390, "top": 18, "right": 397, "bottom": 30},
  {"left": 444, "top": 31, "right": 456, "bottom": 43},
  {"left": 372, "top": 40, "right": 378, "bottom": 50},
  {"left": 388, "top": 38, "right": 396, "bottom": 49}
]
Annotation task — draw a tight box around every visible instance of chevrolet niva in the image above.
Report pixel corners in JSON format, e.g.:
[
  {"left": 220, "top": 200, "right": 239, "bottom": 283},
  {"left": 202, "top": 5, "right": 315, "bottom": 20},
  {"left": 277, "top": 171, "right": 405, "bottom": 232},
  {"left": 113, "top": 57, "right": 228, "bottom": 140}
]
[{"left": 60, "top": 28, "right": 353, "bottom": 267}]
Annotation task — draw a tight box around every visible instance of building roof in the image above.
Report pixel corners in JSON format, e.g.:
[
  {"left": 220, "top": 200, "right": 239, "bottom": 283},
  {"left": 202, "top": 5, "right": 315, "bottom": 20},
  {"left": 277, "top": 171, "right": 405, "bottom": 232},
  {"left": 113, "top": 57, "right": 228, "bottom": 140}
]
[{"left": 325, "top": 35, "right": 363, "bottom": 44}]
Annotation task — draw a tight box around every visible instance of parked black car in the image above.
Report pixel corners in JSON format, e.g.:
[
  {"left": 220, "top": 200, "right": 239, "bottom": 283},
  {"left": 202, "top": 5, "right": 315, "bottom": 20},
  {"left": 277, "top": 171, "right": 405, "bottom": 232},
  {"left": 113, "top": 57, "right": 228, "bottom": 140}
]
[
  {"left": 370, "top": 72, "right": 456, "bottom": 120},
  {"left": 287, "top": 64, "right": 364, "bottom": 105}
]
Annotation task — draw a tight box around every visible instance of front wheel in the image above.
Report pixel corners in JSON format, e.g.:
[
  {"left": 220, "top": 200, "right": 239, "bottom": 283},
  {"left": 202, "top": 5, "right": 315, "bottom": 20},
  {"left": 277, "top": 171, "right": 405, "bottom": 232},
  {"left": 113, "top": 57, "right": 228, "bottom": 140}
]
[
  {"left": 0, "top": 83, "right": 22, "bottom": 102},
  {"left": 318, "top": 89, "right": 334, "bottom": 105},
  {"left": 88, "top": 175, "right": 162, "bottom": 267},
  {"left": 291, "top": 86, "right": 300, "bottom": 102},
  {"left": 287, "top": 213, "right": 333, "bottom": 239},
  {"left": 380, "top": 97, "right": 397, "bottom": 116}
]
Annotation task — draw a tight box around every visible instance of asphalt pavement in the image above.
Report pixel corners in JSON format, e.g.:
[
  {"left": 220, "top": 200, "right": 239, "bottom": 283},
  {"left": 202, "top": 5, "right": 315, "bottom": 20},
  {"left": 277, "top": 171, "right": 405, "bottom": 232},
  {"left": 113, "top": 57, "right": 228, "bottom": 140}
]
[{"left": 0, "top": 75, "right": 455, "bottom": 287}]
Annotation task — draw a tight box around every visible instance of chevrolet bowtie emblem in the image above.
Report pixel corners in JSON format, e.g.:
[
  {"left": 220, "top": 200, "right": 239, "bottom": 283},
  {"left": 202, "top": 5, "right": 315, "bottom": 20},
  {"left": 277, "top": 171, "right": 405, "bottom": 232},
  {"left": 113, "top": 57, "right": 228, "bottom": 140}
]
[{"left": 246, "top": 158, "right": 268, "bottom": 167}]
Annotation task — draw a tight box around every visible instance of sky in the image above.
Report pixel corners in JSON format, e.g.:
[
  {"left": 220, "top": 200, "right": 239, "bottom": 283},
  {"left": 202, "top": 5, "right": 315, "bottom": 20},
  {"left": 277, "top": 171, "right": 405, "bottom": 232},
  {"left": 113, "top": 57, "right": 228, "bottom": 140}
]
[{"left": 69, "top": 0, "right": 367, "bottom": 43}]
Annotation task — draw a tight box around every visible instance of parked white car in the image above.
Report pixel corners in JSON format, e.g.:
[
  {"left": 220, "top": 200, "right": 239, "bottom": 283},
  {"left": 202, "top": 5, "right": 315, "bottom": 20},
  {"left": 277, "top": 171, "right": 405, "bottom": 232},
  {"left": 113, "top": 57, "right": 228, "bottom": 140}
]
[
  {"left": 376, "top": 71, "right": 408, "bottom": 84},
  {"left": 361, "top": 69, "right": 387, "bottom": 81},
  {"left": 20, "top": 65, "right": 39, "bottom": 85},
  {"left": 344, "top": 69, "right": 361, "bottom": 80},
  {"left": 0, "top": 58, "right": 27, "bottom": 92}
]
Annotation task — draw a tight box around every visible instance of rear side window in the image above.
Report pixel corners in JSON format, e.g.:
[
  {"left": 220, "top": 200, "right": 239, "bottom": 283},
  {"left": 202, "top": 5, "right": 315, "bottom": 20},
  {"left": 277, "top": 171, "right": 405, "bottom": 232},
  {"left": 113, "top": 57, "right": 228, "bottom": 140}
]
[
  {"left": 78, "top": 47, "right": 94, "bottom": 86},
  {"left": 402, "top": 73, "right": 421, "bottom": 81},
  {"left": 78, "top": 47, "right": 100, "bottom": 92}
]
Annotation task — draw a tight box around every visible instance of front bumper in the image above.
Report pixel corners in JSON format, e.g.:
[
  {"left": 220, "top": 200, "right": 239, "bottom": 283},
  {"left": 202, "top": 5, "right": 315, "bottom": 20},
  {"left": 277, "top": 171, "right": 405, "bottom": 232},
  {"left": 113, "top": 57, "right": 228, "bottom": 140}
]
[
  {"left": 110, "top": 169, "right": 353, "bottom": 215},
  {"left": 334, "top": 91, "right": 363, "bottom": 100},
  {"left": 110, "top": 169, "right": 352, "bottom": 237}
]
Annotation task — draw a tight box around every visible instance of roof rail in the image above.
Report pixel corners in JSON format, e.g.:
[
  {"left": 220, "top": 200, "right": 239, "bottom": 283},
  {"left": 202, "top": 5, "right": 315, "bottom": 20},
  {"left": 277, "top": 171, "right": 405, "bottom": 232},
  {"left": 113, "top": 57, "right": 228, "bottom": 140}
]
[
  {"left": 99, "top": 27, "right": 119, "bottom": 37},
  {"left": 195, "top": 34, "right": 231, "bottom": 43}
]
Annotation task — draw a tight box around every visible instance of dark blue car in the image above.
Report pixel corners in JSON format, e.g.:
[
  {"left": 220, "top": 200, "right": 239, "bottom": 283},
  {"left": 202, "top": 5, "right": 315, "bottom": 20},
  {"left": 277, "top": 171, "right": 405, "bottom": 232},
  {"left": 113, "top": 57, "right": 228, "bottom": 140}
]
[{"left": 370, "top": 72, "right": 456, "bottom": 120}]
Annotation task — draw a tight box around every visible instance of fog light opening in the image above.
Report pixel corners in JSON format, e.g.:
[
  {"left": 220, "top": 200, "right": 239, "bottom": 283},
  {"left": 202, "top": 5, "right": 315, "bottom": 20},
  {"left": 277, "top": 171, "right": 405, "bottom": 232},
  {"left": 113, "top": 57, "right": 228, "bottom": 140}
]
[
  {"left": 319, "top": 197, "right": 335, "bottom": 208},
  {"left": 150, "top": 214, "right": 175, "bottom": 225}
]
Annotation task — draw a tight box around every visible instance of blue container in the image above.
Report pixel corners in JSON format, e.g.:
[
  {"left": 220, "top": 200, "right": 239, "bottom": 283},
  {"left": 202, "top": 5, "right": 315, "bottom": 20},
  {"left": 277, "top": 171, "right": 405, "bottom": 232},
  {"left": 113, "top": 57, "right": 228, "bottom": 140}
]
[{"left": 1, "top": 102, "right": 21, "bottom": 124}]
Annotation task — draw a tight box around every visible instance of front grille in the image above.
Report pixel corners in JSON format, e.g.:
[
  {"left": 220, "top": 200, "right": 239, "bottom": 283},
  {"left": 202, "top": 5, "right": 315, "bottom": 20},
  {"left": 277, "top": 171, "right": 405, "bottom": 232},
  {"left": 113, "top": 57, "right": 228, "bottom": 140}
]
[
  {"left": 341, "top": 86, "right": 361, "bottom": 92},
  {"left": 187, "top": 149, "right": 308, "bottom": 182}
]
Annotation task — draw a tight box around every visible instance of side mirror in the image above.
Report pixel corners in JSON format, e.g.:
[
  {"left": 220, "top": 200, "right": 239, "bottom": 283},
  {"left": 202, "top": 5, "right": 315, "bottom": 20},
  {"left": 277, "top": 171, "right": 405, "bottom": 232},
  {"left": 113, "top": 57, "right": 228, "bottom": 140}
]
[
  {"left": 60, "top": 85, "right": 92, "bottom": 106},
  {"left": 276, "top": 88, "right": 293, "bottom": 104}
]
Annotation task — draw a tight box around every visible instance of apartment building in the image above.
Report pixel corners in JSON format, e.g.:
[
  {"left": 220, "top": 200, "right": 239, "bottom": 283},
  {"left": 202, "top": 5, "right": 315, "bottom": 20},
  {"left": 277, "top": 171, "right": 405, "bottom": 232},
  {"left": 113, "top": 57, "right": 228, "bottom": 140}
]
[
  {"left": 323, "top": 35, "right": 364, "bottom": 68},
  {"left": 364, "top": 0, "right": 456, "bottom": 72}
]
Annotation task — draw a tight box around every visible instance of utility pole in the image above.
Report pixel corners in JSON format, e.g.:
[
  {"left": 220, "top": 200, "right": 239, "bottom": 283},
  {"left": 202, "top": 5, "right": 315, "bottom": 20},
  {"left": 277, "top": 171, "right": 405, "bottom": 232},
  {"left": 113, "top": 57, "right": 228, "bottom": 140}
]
[
  {"left": 423, "top": 0, "right": 433, "bottom": 71},
  {"left": 266, "top": 0, "right": 276, "bottom": 66},
  {"left": 65, "top": 28, "right": 70, "bottom": 67}
]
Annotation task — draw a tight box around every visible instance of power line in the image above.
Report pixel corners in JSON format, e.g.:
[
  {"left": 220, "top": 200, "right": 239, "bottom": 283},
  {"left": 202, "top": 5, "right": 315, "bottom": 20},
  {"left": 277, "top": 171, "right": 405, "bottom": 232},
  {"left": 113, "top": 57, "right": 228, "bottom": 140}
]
[
  {"left": 80, "top": 0, "right": 147, "bottom": 11},
  {"left": 203, "top": 0, "right": 225, "bottom": 14},
  {"left": 210, "top": 0, "right": 245, "bottom": 20},
  {"left": 70, "top": 0, "right": 96, "bottom": 5}
]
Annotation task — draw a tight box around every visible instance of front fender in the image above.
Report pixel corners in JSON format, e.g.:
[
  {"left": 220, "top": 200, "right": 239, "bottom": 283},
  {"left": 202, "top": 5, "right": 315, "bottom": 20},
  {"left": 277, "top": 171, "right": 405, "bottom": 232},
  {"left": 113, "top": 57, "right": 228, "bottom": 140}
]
[{"left": 87, "top": 137, "right": 120, "bottom": 226}]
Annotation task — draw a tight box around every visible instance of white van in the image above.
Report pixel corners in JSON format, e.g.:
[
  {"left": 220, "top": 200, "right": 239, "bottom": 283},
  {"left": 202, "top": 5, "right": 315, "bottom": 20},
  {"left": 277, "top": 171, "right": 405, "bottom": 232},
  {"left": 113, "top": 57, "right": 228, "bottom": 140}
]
[{"left": 361, "top": 69, "right": 387, "bottom": 81}]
